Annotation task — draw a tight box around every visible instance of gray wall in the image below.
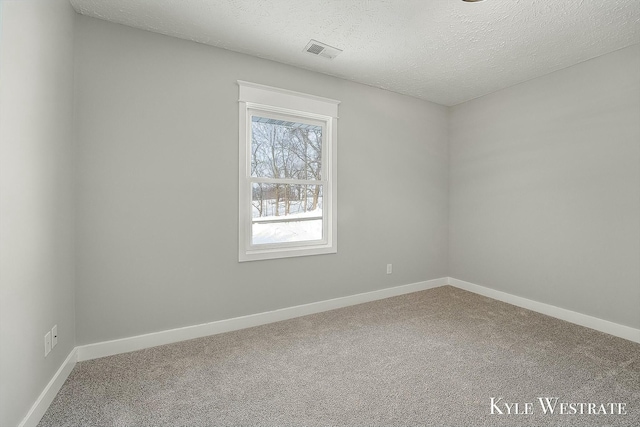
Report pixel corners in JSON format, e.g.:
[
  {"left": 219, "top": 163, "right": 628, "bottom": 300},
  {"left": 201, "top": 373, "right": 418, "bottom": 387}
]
[
  {"left": 449, "top": 44, "right": 640, "bottom": 329},
  {"left": 0, "top": 1, "right": 77, "bottom": 426},
  {"left": 74, "top": 16, "right": 449, "bottom": 345}
]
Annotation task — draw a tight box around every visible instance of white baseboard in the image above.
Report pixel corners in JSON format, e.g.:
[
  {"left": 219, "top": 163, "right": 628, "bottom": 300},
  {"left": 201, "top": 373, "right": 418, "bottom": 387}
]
[
  {"left": 448, "top": 277, "right": 640, "bottom": 344},
  {"left": 77, "top": 277, "right": 448, "bottom": 361},
  {"left": 18, "top": 348, "right": 77, "bottom": 427}
]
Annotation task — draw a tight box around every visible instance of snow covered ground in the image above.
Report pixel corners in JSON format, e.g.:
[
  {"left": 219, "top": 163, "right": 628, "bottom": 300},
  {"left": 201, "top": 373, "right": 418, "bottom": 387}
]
[
  {"left": 251, "top": 200, "right": 323, "bottom": 244},
  {"left": 252, "top": 217, "right": 322, "bottom": 244}
]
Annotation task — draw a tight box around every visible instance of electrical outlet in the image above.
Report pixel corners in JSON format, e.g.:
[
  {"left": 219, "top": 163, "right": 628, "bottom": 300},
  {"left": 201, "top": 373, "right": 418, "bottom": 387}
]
[
  {"left": 44, "top": 332, "right": 52, "bottom": 357},
  {"left": 386, "top": 263, "right": 392, "bottom": 274},
  {"left": 52, "top": 325, "right": 58, "bottom": 348}
]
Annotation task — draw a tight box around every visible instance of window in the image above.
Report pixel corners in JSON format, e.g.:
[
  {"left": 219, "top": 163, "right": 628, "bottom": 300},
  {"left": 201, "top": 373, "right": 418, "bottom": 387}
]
[{"left": 238, "top": 81, "right": 339, "bottom": 262}]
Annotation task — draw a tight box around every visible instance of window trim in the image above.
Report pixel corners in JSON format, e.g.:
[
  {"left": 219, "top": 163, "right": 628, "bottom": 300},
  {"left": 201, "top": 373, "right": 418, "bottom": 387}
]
[{"left": 238, "top": 81, "right": 339, "bottom": 262}]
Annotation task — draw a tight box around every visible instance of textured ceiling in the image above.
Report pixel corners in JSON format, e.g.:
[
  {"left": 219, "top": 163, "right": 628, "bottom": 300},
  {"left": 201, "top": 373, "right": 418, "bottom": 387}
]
[{"left": 69, "top": 0, "right": 640, "bottom": 106}]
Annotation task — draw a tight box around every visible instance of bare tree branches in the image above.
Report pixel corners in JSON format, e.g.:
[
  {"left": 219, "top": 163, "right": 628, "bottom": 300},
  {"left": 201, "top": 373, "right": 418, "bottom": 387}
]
[{"left": 251, "top": 118, "right": 323, "bottom": 217}]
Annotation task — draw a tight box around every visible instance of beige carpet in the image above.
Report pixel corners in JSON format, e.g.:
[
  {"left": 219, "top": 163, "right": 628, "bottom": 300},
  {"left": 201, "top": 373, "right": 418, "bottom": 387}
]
[{"left": 39, "top": 286, "right": 640, "bottom": 426}]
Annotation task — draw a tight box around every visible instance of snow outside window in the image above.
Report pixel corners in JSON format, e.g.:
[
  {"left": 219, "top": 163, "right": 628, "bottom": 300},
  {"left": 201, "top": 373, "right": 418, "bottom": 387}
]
[{"left": 238, "top": 81, "right": 339, "bottom": 262}]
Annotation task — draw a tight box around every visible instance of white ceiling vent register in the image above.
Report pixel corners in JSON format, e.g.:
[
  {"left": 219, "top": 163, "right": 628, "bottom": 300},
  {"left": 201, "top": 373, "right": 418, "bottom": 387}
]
[{"left": 304, "top": 39, "right": 342, "bottom": 59}]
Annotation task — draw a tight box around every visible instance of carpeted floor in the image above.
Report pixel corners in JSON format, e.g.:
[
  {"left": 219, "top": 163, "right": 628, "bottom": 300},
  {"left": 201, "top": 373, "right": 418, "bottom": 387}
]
[{"left": 39, "top": 286, "right": 640, "bottom": 426}]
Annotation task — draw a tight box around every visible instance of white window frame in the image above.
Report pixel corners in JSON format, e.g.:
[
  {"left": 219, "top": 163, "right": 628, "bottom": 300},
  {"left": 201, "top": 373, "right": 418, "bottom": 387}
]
[{"left": 238, "top": 81, "right": 339, "bottom": 262}]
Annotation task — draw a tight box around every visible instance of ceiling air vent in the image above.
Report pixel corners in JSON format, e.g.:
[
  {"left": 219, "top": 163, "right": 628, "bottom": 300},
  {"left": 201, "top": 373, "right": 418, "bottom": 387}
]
[{"left": 304, "top": 39, "right": 342, "bottom": 59}]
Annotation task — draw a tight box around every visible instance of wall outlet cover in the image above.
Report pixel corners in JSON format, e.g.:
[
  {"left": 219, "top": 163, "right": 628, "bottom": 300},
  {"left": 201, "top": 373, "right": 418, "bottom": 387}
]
[{"left": 45, "top": 332, "right": 52, "bottom": 356}]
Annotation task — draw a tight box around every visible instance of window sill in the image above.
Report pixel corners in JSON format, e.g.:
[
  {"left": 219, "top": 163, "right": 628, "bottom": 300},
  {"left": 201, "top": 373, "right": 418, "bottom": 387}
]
[{"left": 239, "top": 244, "right": 337, "bottom": 262}]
